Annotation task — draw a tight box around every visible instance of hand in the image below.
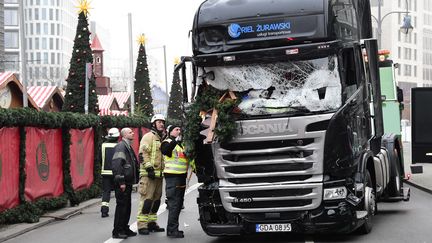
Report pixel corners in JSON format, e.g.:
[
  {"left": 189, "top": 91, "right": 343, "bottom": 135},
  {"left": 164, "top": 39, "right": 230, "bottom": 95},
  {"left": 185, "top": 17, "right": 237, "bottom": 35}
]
[
  {"left": 146, "top": 167, "right": 156, "bottom": 180},
  {"left": 175, "top": 135, "right": 182, "bottom": 142},
  {"left": 120, "top": 184, "right": 126, "bottom": 192}
]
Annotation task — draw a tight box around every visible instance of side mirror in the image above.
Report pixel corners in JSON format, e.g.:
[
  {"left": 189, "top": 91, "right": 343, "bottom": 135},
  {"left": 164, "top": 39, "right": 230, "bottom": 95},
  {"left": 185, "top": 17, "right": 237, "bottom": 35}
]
[{"left": 396, "top": 86, "right": 404, "bottom": 103}]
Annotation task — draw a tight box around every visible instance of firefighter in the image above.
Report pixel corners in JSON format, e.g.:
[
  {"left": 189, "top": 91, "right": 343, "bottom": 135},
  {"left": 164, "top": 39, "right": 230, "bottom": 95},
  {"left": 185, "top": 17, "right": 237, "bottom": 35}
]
[
  {"left": 161, "top": 125, "right": 195, "bottom": 238},
  {"left": 137, "top": 114, "right": 166, "bottom": 235},
  {"left": 100, "top": 128, "right": 119, "bottom": 218}
]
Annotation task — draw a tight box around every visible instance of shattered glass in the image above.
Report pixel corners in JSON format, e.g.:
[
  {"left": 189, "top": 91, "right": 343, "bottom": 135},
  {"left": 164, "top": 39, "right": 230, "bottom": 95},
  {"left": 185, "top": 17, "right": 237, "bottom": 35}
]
[{"left": 200, "top": 55, "right": 342, "bottom": 115}]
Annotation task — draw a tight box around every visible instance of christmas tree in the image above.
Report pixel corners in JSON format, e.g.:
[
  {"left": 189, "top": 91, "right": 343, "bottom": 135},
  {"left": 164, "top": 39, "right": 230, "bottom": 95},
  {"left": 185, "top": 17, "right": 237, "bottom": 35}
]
[
  {"left": 133, "top": 34, "right": 154, "bottom": 117},
  {"left": 63, "top": 0, "right": 98, "bottom": 114},
  {"left": 167, "top": 62, "right": 183, "bottom": 122}
]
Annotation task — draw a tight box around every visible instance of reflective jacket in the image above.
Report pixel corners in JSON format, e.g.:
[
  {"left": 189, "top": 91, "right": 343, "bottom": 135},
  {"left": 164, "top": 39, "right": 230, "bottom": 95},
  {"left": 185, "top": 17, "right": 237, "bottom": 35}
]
[
  {"left": 139, "top": 129, "right": 164, "bottom": 177},
  {"left": 162, "top": 138, "right": 188, "bottom": 174},
  {"left": 101, "top": 142, "right": 116, "bottom": 176}
]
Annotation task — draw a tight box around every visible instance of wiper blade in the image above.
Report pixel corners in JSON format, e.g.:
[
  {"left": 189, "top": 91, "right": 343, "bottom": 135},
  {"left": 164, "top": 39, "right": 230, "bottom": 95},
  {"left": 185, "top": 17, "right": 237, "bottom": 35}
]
[{"left": 258, "top": 106, "right": 311, "bottom": 112}]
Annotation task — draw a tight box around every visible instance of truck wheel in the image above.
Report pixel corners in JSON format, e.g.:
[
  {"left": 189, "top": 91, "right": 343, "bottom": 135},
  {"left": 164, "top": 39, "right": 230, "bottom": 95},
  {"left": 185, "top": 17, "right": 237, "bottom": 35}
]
[
  {"left": 387, "top": 148, "right": 402, "bottom": 197},
  {"left": 358, "top": 170, "right": 376, "bottom": 234}
]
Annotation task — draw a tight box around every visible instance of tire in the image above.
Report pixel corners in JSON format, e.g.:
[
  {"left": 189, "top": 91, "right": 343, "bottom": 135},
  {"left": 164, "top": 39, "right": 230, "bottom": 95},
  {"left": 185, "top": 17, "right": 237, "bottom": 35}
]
[
  {"left": 358, "top": 170, "right": 376, "bottom": 234},
  {"left": 386, "top": 148, "right": 402, "bottom": 197}
]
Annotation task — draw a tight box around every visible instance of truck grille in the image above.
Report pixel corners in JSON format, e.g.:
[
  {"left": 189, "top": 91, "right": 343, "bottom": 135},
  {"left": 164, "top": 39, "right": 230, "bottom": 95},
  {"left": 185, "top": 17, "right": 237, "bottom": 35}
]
[{"left": 213, "top": 114, "right": 333, "bottom": 213}]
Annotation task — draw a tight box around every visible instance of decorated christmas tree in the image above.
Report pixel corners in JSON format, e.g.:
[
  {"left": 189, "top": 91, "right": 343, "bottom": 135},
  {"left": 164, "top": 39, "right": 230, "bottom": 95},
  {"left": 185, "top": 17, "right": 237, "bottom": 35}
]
[
  {"left": 133, "top": 34, "right": 154, "bottom": 117},
  {"left": 167, "top": 61, "right": 183, "bottom": 122},
  {"left": 63, "top": 0, "right": 98, "bottom": 114}
]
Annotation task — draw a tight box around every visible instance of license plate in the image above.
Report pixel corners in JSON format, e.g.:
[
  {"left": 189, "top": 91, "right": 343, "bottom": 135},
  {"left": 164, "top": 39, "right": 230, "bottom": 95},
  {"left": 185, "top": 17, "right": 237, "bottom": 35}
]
[{"left": 255, "top": 223, "right": 292, "bottom": 232}]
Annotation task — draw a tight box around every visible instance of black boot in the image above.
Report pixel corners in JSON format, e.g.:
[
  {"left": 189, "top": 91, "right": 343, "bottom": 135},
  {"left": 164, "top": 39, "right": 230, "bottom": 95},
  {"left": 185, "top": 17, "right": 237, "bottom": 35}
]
[
  {"left": 167, "top": 230, "right": 184, "bottom": 238},
  {"left": 138, "top": 228, "right": 149, "bottom": 235},
  {"left": 148, "top": 222, "right": 165, "bottom": 232}
]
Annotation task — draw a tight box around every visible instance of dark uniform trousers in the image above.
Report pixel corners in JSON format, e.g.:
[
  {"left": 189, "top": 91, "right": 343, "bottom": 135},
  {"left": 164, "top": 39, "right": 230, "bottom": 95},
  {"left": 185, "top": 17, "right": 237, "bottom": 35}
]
[
  {"left": 101, "top": 176, "right": 114, "bottom": 214},
  {"left": 113, "top": 184, "right": 133, "bottom": 235},
  {"left": 165, "top": 176, "right": 186, "bottom": 233}
]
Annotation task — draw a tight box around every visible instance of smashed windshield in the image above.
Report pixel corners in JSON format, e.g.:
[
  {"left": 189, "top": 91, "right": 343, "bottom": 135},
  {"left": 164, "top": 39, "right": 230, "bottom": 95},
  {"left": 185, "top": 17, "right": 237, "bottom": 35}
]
[{"left": 200, "top": 55, "right": 342, "bottom": 116}]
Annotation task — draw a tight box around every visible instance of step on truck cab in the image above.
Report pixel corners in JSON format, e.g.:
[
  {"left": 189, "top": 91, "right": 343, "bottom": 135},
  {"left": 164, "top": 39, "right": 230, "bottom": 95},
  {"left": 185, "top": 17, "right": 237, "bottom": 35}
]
[{"left": 176, "top": 0, "right": 409, "bottom": 236}]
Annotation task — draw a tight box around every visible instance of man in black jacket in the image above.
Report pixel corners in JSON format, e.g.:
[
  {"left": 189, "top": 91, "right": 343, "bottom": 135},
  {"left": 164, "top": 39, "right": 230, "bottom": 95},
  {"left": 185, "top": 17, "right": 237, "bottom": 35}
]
[{"left": 111, "top": 128, "right": 139, "bottom": 239}]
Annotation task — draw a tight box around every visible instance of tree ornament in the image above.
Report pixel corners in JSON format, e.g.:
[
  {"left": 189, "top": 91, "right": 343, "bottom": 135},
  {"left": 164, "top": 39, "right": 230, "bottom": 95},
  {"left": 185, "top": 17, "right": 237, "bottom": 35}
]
[{"left": 78, "top": 35, "right": 82, "bottom": 38}]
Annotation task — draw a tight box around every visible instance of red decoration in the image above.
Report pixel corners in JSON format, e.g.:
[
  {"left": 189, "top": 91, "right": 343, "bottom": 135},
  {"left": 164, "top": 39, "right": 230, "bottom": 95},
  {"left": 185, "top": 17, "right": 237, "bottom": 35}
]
[
  {"left": 24, "top": 128, "right": 63, "bottom": 201},
  {"left": 0, "top": 127, "right": 20, "bottom": 212},
  {"left": 70, "top": 128, "right": 94, "bottom": 190}
]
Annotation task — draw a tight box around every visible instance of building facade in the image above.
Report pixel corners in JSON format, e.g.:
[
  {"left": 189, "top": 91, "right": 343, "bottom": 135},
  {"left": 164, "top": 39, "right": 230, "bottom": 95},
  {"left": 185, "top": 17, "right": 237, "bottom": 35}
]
[{"left": 3, "top": 0, "right": 76, "bottom": 87}]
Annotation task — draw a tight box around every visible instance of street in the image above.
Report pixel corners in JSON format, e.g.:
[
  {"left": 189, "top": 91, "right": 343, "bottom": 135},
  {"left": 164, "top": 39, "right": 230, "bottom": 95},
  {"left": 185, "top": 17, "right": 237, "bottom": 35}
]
[{"left": 4, "top": 181, "right": 432, "bottom": 243}]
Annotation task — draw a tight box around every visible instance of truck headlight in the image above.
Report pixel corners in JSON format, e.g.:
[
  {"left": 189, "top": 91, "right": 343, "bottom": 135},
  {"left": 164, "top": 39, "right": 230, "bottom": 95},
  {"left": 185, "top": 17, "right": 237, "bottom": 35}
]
[{"left": 324, "top": 187, "right": 347, "bottom": 200}]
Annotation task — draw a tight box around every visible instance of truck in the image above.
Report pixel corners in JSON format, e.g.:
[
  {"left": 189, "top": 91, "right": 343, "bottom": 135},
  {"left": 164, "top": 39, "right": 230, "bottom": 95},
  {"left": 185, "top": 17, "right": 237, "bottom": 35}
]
[{"left": 176, "top": 0, "right": 410, "bottom": 235}]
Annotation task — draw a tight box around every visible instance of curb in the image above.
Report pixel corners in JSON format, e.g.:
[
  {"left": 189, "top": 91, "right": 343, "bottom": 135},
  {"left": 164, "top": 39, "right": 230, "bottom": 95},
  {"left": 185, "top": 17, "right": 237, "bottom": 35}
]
[
  {"left": 404, "top": 179, "right": 432, "bottom": 195},
  {"left": 0, "top": 199, "right": 101, "bottom": 243}
]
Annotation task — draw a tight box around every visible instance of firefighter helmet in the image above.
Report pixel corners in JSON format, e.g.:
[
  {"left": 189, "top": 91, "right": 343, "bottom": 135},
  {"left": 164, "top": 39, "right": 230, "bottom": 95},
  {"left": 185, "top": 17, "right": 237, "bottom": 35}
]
[
  {"left": 151, "top": 114, "right": 166, "bottom": 123},
  {"left": 107, "top": 128, "right": 120, "bottom": 138}
]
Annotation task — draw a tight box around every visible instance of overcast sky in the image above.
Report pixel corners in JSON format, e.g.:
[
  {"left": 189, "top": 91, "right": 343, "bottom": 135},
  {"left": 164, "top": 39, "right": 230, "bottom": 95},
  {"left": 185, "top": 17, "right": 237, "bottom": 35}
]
[{"left": 89, "top": 0, "right": 204, "bottom": 90}]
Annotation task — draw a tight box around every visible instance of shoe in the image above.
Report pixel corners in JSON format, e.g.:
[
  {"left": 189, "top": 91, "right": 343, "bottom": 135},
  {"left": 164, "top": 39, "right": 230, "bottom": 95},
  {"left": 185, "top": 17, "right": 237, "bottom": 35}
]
[
  {"left": 101, "top": 212, "right": 109, "bottom": 218},
  {"left": 167, "top": 230, "right": 184, "bottom": 238},
  {"left": 112, "top": 233, "right": 128, "bottom": 239},
  {"left": 125, "top": 229, "right": 137, "bottom": 237},
  {"left": 148, "top": 222, "right": 165, "bottom": 232},
  {"left": 138, "top": 228, "right": 149, "bottom": 235}
]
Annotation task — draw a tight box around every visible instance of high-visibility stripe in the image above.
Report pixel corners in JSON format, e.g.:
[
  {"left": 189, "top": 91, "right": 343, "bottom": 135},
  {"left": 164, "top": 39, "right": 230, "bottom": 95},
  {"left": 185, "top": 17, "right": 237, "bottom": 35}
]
[
  {"left": 137, "top": 215, "right": 148, "bottom": 222},
  {"left": 139, "top": 170, "right": 164, "bottom": 178},
  {"left": 101, "top": 142, "right": 116, "bottom": 175},
  {"left": 101, "top": 202, "right": 109, "bottom": 207},
  {"left": 148, "top": 214, "right": 157, "bottom": 221},
  {"left": 164, "top": 145, "right": 188, "bottom": 174}
]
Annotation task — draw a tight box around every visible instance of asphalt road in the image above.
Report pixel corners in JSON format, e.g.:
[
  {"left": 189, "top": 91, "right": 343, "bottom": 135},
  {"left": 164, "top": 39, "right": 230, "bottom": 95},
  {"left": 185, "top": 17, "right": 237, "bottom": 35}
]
[{"left": 4, "top": 182, "right": 432, "bottom": 243}]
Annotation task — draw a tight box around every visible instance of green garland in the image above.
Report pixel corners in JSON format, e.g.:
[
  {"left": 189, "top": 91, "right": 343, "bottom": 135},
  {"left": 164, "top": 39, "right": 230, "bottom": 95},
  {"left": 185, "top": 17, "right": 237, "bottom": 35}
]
[
  {"left": 183, "top": 85, "right": 240, "bottom": 159},
  {"left": 0, "top": 108, "right": 149, "bottom": 224}
]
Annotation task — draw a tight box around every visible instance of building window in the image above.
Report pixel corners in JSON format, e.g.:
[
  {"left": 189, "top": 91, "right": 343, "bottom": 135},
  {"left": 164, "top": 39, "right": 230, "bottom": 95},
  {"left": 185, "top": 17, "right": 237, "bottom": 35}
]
[
  {"left": 49, "top": 38, "right": 53, "bottom": 49},
  {"left": 49, "top": 8, "right": 53, "bottom": 20},
  {"left": 5, "top": 32, "right": 19, "bottom": 49},
  {"left": 36, "top": 52, "right": 41, "bottom": 64},
  {"left": 51, "top": 53, "right": 55, "bottom": 64},
  {"left": 414, "top": 66, "right": 417, "bottom": 77},
  {"left": 35, "top": 8, "right": 39, "bottom": 20},
  {"left": 42, "top": 8, "right": 47, "bottom": 20},
  {"left": 51, "top": 23, "right": 55, "bottom": 35},
  {"left": 398, "top": 47, "right": 401, "bottom": 58},
  {"left": 36, "top": 23, "right": 41, "bottom": 34},
  {"left": 35, "top": 37, "right": 40, "bottom": 49},
  {"left": 44, "top": 23, "right": 48, "bottom": 34},
  {"left": 42, "top": 38, "right": 47, "bottom": 49},
  {"left": 4, "top": 54, "right": 19, "bottom": 71},
  {"left": 28, "top": 38, "right": 32, "bottom": 50},
  {"left": 5, "top": 9, "right": 19, "bottom": 26}
]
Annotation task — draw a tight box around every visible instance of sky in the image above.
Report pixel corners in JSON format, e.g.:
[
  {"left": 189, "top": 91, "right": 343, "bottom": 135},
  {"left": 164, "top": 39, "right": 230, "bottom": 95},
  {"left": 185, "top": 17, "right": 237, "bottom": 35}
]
[{"left": 89, "top": 0, "right": 204, "bottom": 92}]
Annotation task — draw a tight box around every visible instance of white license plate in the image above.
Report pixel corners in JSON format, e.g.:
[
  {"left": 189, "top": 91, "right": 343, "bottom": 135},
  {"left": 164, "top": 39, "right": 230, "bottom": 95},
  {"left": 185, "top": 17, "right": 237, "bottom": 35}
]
[{"left": 255, "top": 223, "right": 292, "bottom": 232}]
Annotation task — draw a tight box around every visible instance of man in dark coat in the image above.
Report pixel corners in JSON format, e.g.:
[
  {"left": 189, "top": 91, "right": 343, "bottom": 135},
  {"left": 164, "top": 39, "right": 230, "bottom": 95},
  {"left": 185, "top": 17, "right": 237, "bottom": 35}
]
[{"left": 111, "top": 127, "right": 139, "bottom": 239}]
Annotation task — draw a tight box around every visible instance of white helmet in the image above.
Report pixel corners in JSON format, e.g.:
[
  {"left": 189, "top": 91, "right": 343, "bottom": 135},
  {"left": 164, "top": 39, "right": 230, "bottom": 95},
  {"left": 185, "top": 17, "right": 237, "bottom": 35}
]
[
  {"left": 151, "top": 114, "right": 166, "bottom": 123},
  {"left": 107, "top": 128, "right": 120, "bottom": 138}
]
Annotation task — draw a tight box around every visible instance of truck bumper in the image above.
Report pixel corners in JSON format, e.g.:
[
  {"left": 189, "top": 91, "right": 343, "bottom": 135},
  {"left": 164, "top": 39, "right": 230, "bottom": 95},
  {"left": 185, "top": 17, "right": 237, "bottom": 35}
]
[{"left": 201, "top": 204, "right": 362, "bottom": 236}]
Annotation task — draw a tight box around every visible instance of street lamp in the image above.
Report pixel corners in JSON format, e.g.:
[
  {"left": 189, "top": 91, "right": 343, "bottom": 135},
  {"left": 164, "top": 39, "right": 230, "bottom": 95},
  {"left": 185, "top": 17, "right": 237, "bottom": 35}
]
[{"left": 373, "top": 0, "right": 414, "bottom": 49}]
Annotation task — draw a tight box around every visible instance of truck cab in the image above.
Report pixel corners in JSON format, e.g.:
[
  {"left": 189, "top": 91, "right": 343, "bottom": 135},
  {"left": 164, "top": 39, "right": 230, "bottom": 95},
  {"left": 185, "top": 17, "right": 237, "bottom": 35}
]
[{"left": 176, "top": 0, "right": 408, "bottom": 235}]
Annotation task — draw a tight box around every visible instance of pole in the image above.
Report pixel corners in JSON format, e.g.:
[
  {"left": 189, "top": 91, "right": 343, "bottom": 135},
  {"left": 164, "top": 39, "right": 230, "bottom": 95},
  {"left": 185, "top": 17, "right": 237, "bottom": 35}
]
[
  {"left": 84, "top": 63, "right": 91, "bottom": 114},
  {"left": 19, "top": 2, "right": 28, "bottom": 107},
  {"left": 377, "top": 0, "right": 382, "bottom": 49},
  {"left": 128, "top": 13, "right": 135, "bottom": 115},
  {"left": 163, "top": 45, "right": 168, "bottom": 111}
]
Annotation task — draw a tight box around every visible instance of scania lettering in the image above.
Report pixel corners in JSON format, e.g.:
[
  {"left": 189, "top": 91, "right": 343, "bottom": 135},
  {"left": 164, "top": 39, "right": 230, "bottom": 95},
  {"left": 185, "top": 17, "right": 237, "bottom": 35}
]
[{"left": 176, "top": 0, "right": 411, "bottom": 236}]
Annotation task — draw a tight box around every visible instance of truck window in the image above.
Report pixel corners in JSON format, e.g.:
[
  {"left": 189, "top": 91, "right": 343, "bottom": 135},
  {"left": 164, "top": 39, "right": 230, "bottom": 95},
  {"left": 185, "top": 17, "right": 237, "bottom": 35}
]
[
  {"left": 200, "top": 55, "right": 342, "bottom": 116},
  {"left": 331, "top": 0, "right": 359, "bottom": 41},
  {"left": 341, "top": 48, "right": 358, "bottom": 100}
]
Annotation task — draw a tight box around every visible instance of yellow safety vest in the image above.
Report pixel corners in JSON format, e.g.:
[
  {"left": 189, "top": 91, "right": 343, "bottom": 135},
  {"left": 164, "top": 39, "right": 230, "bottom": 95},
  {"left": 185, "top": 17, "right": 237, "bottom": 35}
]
[
  {"left": 101, "top": 142, "right": 117, "bottom": 175},
  {"left": 163, "top": 142, "right": 188, "bottom": 175}
]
